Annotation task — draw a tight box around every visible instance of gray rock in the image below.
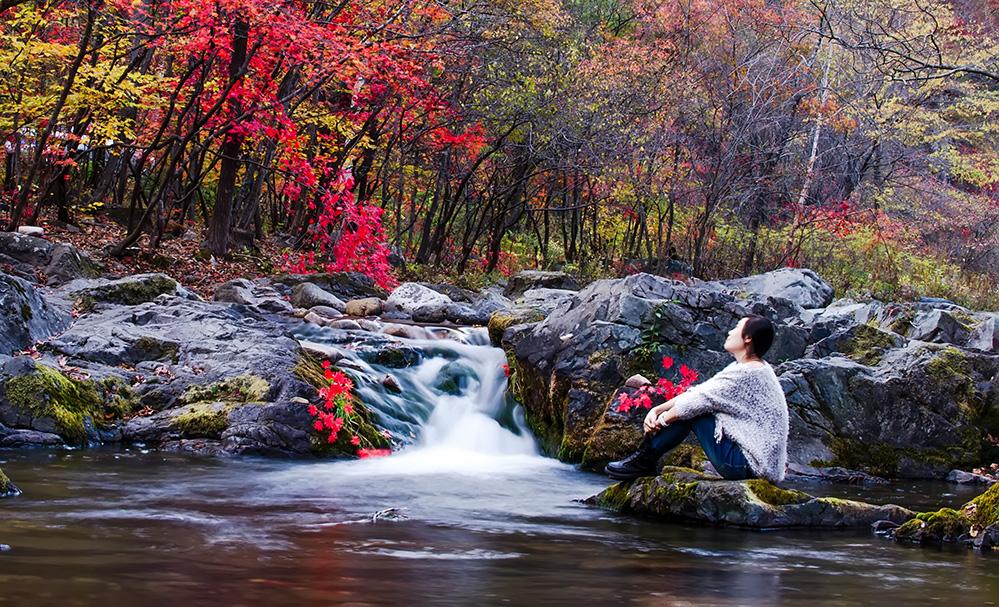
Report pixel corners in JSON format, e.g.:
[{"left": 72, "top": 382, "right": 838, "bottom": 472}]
[
  {"left": 62, "top": 273, "right": 193, "bottom": 307},
  {"left": 908, "top": 309, "right": 972, "bottom": 346},
  {"left": 972, "top": 524, "right": 999, "bottom": 552},
  {"left": 0, "top": 272, "right": 72, "bottom": 355},
  {"left": 504, "top": 270, "right": 580, "bottom": 298},
  {"left": 308, "top": 305, "right": 343, "bottom": 320},
  {"left": 713, "top": 268, "right": 834, "bottom": 309},
  {"left": 0, "top": 231, "right": 103, "bottom": 286},
  {"left": 273, "top": 272, "right": 387, "bottom": 301},
  {"left": 385, "top": 282, "right": 452, "bottom": 322},
  {"left": 585, "top": 466, "right": 914, "bottom": 528},
  {"left": 946, "top": 469, "right": 997, "bottom": 485},
  {"left": 291, "top": 283, "right": 346, "bottom": 312},
  {"left": 518, "top": 288, "right": 579, "bottom": 316},
  {"left": 966, "top": 314, "right": 999, "bottom": 353}
]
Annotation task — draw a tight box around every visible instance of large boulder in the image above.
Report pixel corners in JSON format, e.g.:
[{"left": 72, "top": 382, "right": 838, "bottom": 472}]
[
  {"left": 213, "top": 278, "right": 293, "bottom": 314},
  {"left": 518, "top": 288, "right": 579, "bottom": 316},
  {"left": 967, "top": 315, "right": 999, "bottom": 353},
  {"left": 586, "top": 466, "right": 914, "bottom": 528},
  {"left": 710, "top": 268, "right": 834, "bottom": 309},
  {"left": 385, "top": 282, "right": 452, "bottom": 322},
  {"left": 781, "top": 344, "right": 999, "bottom": 479},
  {"left": 0, "top": 231, "right": 103, "bottom": 286},
  {"left": 0, "top": 272, "right": 72, "bottom": 355},
  {"left": 504, "top": 270, "right": 580, "bottom": 298},
  {"left": 61, "top": 273, "right": 195, "bottom": 308}
]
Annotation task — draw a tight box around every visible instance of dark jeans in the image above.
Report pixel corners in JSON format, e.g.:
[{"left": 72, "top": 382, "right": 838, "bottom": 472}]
[{"left": 648, "top": 414, "right": 755, "bottom": 480}]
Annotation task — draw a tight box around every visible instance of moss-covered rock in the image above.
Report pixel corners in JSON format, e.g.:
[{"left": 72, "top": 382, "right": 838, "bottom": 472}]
[
  {"left": 893, "top": 508, "right": 970, "bottom": 544},
  {"left": 841, "top": 324, "right": 901, "bottom": 366},
  {"left": 3, "top": 362, "right": 134, "bottom": 445},
  {"left": 967, "top": 481, "right": 999, "bottom": 529},
  {"left": 0, "top": 467, "right": 20, "bottom": 497},
  {"left": 171, "top": 402, "right": 233, "bottom": 438},
  {"left": 180, "top": 375, "right": 270, "bottom": 405},
  {"left": 488, "top": 308, "right": 544, "bottom": 346},
  {"left": 586, "top": 466, "right": 915, "bottom": 528},
  {"left": 69, "top": 273, "right": 179, "bottom": 308}
]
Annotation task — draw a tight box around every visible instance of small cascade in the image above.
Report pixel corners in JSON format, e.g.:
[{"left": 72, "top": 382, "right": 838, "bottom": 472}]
[{"left": 293, "top": 322, "right": 547, "bottom": 474}]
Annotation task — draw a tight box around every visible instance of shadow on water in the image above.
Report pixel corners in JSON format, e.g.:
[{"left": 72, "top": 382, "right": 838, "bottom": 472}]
[{"left": 2, "top": 326, "right": 998, "bottom": 606}]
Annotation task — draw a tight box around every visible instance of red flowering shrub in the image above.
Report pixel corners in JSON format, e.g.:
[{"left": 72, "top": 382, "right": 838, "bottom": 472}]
[
  {"left": 309, "top": 360, "right": 392, "bottom": 457},
  {"left": 616, "top": 355, "right": 699, "bottom": 412}
]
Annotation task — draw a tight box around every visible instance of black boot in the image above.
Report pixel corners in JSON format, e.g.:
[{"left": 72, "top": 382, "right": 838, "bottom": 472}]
[{"left": 604, "top": 435, "right": 660, "bottom": 480}]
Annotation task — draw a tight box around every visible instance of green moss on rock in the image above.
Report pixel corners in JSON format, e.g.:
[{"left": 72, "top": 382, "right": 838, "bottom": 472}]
[
  {"left": 968, "top": 482, "right": 999, "bottom": 528},
  {"left": 746, "top": 479, "right": 811, "bottom": 506},
  {"left": 894, "top": 508, "right": 970, "bottom": 543},
  {"left": 180, "top": 375, "right": 270, "bottom": 404},
  {"left": 842, "top": 324, "right": 898, "bottom": 366},
  {"left": 172, "top": 403, "right": 231, "bottom": 438},
  {"left": 596, "top": 482, "right": 631, "bottom": 510},
  {"left": 0, "top": 467, "right": 17, "bottom": 497},
  {"left": 5, "top": 364, "right": 114, "bottom": 444},
  {"left": 488, "top": 309, "right": 543, "bottom": 346}
]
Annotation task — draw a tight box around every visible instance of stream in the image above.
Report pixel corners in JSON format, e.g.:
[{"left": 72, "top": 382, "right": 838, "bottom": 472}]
[{"left": 2, "top": 326, "right": 998, "bottom": 606}]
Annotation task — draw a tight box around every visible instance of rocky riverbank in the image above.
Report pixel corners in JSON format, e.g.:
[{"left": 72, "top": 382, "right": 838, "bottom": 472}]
[{"left": 2, "top": 230, "right": 997, "bottom": 489}]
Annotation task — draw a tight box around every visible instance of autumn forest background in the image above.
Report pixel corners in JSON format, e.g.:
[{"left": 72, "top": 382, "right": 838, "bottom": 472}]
[{"left": 1, "top": 0, "right": 997, "bottom": 305}]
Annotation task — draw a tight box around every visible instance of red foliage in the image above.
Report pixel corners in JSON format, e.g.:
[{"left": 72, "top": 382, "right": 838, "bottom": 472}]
[{"left": 616, "top": 357, "right": 699, "bottom": 413}]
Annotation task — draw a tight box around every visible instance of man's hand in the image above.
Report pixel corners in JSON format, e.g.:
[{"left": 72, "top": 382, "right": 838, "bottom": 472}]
[{"left": 625, "top": 374, "right": 652, "bottom": 389}]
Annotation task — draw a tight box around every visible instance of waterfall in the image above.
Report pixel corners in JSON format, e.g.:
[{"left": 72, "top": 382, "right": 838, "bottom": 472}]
[{"left": 293, "top": 323, "right": 554, "bottom": 475}]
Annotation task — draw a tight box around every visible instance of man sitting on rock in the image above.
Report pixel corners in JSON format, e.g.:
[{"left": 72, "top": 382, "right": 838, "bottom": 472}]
[{"left": 605, "top": 315, "right": 789, "bottom": 483}]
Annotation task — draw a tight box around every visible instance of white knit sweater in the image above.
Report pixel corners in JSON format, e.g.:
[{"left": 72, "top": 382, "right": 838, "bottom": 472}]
[{"left": 660, "top": 360, "right": 789, "bottom": 482}]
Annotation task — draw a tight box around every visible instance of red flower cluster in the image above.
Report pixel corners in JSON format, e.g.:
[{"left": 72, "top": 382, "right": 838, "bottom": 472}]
[
  {"left": 306, "top": 360, "right": 391, "bottom": 459},
  {"left": 616, "top": 355, "right": 699, "bottom": 413}
]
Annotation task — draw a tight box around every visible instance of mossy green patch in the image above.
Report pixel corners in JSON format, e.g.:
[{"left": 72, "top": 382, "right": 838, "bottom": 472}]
[
  {"left": 596, "top": 482, "right": 632, "bottom": 510},
  {"left": 746, "top": 479, "right": 812, "bottom": 506},
  {"left": 180, "top": 375, "right": 269, "bottom": 404},
  {"left": 76, "top": 275, "right": 177, "bottom": 306},
  {"left": 4, "top": 364, "right": 127, "bottom": 445},
  {"left": 487, "top": 309, "right": 543, "bottom": 346},
  {"left": 816, "top": 437, "right": 900, "bottom": 478},
  {"left": 0, "top": 467, "right": 15, "bottom": 496},
  {"left": 661, "top": 442, "right": 708, "bottom": 470},
  {"left": 967, "top": 482, "right": 999, "bottom": 528},
  {"left": 926, "top": 347, "right": 974, "bottom": 399},
  {"left": 841, "top": 324, "right": 898, "bottom": 366},
  {"left": 894, "top": 508, "right": 970, "bottom": 543},
  {"left": 172, "top": 402, "right": 231, "bottom": 438}
]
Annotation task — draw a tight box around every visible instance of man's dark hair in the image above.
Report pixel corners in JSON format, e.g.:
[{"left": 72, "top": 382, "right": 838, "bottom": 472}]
[{"left": 742, "top": 314, "right": 775, "bottom": 358}]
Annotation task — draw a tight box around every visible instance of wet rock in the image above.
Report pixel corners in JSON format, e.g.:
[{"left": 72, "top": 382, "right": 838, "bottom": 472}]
[
  {"left": 784, "top": 463, "right": 889, "bottom": 485},
  {"left": 382, "top": 374, "right": 402, "bottom": 393},
  {"left": 871, "top": 520, "right": 900, "bottom": 534},
  {"left": 0, "top": 231, "right": 103, "bottom": 286},
  {"left": 504, "top": 270, "right": 580, "bottom": 298},
  {"left": 946, "top": 469, "right": 998, "bottom": 485},
  {"left": 308, "top": 305, "right": 343, "bottom": 320},
  {"left": 385, "top": 282, "right": 452, "bottom": 322},
  {"left": 0, "top": 466, "right": 20, "bottom": 497},
  {"left": 0, "top": 425, "right": 67, "bottom": 448},
  {"left": 586, "top": 466, "right": 914, "bottom": 528},
  {"left": 973, "top": 524, "right": 999, "bottom": 551},
  {"left": 291, "top": 282, "right": 346, "bottom": 312},
  {"left": 0, "top": 272, "right": 72, "bottom": 355},
  {"left": 890, "top": 478, "right": 999, "bottom": 546},
  {"left": 444, "top": 302, "right": 488, "bottom": 325},
  {"left": 345, "top": 297, "right": 383, "bottom": 317},
  {"left": 711, "top": 268, "right": 834, "bottom": 309}
]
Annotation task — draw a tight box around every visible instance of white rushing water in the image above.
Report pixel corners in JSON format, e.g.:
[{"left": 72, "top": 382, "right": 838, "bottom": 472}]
[{"left": 295, "top": 323, "right": 561, "bottom": 477}]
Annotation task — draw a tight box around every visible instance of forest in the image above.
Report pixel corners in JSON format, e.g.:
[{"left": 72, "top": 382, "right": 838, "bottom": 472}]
[{"left": 1, "top": 0, "right": 997, "bottom": 304}]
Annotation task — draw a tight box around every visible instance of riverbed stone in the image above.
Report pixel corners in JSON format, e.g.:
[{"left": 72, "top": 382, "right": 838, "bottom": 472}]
[
  {"left": 291, "top": 282, "right": 346, "bottom": 312},
  {"left": 586, "top": 466, "right": 914, "bottom": 528},
  {"left": 274, "top": 272, "right": 387, "bottom": 301},
  {"left": 385, "top": 282, "right": 452, "bottom": 322},
  {"left": 62, "top": 273, "right": 193, "bottom": 308},
  {"left": 946, "top": 469, "right": 998, "bottom": 485},
  {"left": 345, "top": 297, "right": 383, "bottom": 317}
]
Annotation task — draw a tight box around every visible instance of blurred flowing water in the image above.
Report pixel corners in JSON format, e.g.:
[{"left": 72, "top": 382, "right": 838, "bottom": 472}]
[{"left": 2, "top": 326, "right": 997, "bottom": 606}]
